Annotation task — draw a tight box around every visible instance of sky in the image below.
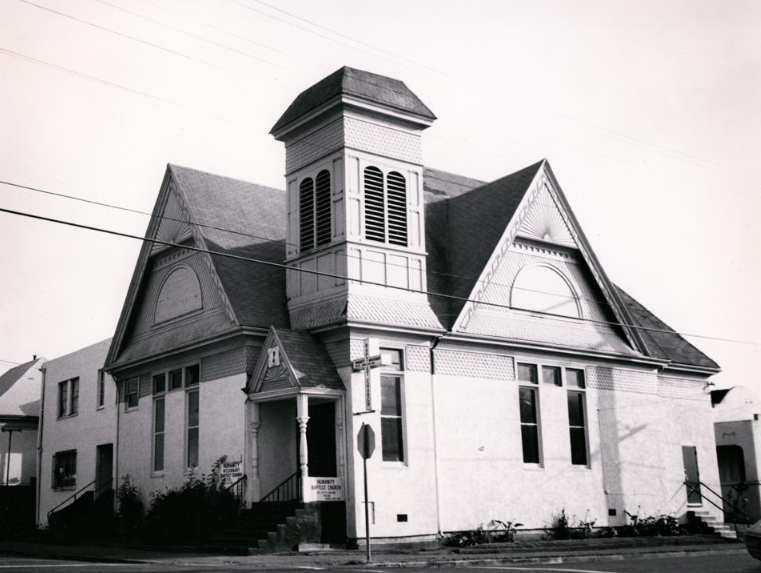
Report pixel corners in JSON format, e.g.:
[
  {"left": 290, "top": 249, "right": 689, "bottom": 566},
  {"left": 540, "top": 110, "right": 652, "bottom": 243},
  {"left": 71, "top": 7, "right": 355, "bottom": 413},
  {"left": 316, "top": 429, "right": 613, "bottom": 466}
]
[{"left": 0, "top": 0, "right": 759, "bottom": 395}]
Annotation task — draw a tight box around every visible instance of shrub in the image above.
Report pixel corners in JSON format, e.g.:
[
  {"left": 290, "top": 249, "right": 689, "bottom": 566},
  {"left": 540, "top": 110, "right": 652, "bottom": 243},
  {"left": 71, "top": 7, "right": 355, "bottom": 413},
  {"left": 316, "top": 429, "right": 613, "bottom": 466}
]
[
  {"left": 116, "top": 476, "right": 143, "bottom": 534},
  {"left": 621, "top": 509, "right": 682, "bottom": 537},
  {"left": 546, "top": 509, "right": 596, "bottom": 540}
]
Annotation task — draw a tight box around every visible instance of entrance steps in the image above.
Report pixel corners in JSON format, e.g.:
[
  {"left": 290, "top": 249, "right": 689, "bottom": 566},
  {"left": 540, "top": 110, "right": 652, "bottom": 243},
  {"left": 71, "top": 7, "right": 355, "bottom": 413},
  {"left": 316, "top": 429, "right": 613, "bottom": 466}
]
[
  {"left": 206, "top": 502, "right": 303, "bottom": 555},
  {"left": 687, "top": 509, "right": 739, "bottom": 540}
]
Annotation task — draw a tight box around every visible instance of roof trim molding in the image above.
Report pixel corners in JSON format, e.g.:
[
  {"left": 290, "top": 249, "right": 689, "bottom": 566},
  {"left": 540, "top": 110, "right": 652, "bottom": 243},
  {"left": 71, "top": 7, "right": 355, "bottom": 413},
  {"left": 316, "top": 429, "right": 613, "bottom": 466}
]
[
  {"left": 105, "top": 166, "right": 241, "bottom": 371},
  {"left": 247, "top": 327, "right": 297, "bottom": 394},
  {"left": 451, "top": 160, "right": 649, "bottom": 356}
]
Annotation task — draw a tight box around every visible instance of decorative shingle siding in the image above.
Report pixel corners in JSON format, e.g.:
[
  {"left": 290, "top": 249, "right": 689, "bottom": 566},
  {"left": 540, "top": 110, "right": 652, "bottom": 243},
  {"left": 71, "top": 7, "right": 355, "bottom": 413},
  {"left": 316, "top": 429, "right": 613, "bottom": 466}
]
[
  {"left": 286, "top": 119, "right": 344, "bottom": 173},
  {"left": 586, "top": 366, "right": 658, "bottom": 395},
  {"left": 405, "top": 345, "right": 430, "bottom": 372},
  {"left": 350, "top": 339, "right": 366, "bottom": 361},
  {"left": 433, "top": 350, "right": 514, "bottom": 380},
  {"left": 324, "top": 340, "right": 351, "bottom": 369},
  {"left": 658, "top": 375, "right": 707, "bottom": 401},
  {"left": 201, "top": 348, "right": 248, "bottom": 382},
  {"left": 344, "top": 118, "right": 422, "bottom": 165}
]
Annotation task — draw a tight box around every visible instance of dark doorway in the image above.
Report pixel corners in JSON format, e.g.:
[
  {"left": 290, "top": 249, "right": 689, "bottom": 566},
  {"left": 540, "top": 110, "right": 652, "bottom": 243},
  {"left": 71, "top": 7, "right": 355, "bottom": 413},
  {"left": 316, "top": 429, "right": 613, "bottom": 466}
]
[
  {"left": 682, "top": 445, "right": 702, "bottom": 505},
  {"left": 307, "top": 402, "right": 337, "bottom": 477},
  {"left": 95, "top": 444, "right": 113, "bottom": 498}
]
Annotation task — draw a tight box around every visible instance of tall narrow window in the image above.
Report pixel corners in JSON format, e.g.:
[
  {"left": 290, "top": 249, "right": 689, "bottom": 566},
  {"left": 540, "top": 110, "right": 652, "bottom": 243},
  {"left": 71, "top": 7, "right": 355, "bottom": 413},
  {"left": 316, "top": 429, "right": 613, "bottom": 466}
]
[
  {"left": 386, "top": 171, "right": 407, "bottom": 246},
  {"left": 187, "top": 389, "right": 199, "bottom": 468},
  {"left": 58, "top": 381, "right": 68, "bottom": 418},
  {"left": 315, "top": 170, "right": 331, "bottom": 246},
  {"left": 379, "top": 348, "right": 404, "bottom": 462},
  {"left": 125, "top": 377, "right": 139, "bottom": 410},
  {"left": 153, "top": 396, "right": 166, "bottom": 472},
  {"left": 517, "top": 362, "right": 541, "bottom": 464},
  {"left": 299, "top": 178, "right": 315, "bottom": 251},
  {"left": 566, "top": 368, "right": 588, "bottom": 466},
  {"left": 97, "top": 370, "right": 105, "bottom": 409},
  {"left": 364, "top": 166, "right": 386, "bottom": 242},
  {"left": 70, "top": 378, "right": 79, "bottom": 415}
]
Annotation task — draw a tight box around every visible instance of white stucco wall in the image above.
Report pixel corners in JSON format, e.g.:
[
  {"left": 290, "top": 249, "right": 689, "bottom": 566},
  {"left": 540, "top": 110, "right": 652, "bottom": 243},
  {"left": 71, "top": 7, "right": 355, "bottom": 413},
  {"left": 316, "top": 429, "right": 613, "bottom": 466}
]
[
  {"left": 117, "top": 372, "right": 246, "bottom": 508},
  {"left": 38, "top": 339, "right": 116, "bottom": 526}
]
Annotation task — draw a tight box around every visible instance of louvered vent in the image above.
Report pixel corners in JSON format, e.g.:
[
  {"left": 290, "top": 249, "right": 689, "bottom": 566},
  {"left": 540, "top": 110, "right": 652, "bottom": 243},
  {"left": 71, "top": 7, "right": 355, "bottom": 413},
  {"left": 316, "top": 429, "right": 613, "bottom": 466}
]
[
  {"left": 386, "top": 171, "right": 407, "bottom": 246},
  {"left": 299, "top": 178, "right": 314, "bottom": 251},
  {"left": 315, "top": 169, "right": 331, "bottom": 246},
  {"left": 364, "top": 166, "right": 386, "bottom": 243}
]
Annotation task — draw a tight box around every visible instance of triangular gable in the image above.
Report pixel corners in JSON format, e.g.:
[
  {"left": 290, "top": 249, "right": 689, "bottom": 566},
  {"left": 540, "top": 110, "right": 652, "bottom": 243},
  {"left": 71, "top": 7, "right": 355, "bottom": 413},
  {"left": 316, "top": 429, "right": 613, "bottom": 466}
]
[
  {"left": 105, "top": 167, "right": 239, "bottom": 370},
  {"left": 248, "top": 327, "right": 345, "bottom": 395},
  {"left": 452, "top": 161, "right": 648, "bottom": 356}
]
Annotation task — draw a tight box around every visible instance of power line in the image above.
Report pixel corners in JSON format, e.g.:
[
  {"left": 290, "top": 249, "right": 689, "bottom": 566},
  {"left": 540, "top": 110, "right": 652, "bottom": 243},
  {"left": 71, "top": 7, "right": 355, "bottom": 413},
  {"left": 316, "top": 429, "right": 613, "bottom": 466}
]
[
  {"left": 0, "top": 178, "right": 628, "bottom": 311},
  {"left": 17, "top": 0, "right": 228, "bottom": 72},
  {"left": 0, "top": 359, "right": 23, "bottom": 366},
  {"left": 0, "top": 204, "right": 756, "bottom": 349}
]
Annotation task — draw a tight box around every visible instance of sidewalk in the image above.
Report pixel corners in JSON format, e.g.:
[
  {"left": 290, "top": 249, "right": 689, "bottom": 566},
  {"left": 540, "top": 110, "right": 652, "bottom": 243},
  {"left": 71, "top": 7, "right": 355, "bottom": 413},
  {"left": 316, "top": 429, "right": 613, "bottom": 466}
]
[{"left": 0, "top": 535, "right": 747, "bottom": 568}]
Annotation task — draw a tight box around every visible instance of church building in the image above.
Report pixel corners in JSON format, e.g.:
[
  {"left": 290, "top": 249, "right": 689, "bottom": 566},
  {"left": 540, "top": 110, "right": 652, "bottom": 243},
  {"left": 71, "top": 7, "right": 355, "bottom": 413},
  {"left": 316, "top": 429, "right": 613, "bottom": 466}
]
[{"left": 98, "top": 67, "right": 722, "bottom": 546}]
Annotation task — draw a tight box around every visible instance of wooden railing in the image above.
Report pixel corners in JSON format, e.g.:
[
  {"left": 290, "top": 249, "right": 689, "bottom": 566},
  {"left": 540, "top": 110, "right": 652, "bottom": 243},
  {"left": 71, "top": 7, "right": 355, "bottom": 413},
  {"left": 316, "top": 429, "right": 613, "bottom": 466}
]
[
  {"left": 47, "top": 478, "right": 112, "bottom": 520},
  {"left": 224, "top": 474, "right": 247, "bottom": 508}
]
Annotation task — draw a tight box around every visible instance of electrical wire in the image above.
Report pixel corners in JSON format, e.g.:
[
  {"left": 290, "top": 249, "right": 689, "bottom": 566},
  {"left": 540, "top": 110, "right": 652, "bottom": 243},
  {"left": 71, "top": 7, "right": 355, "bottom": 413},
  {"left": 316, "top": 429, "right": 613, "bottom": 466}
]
[{"left": 0, "top": 205, "right": 756, "bottom": 349}]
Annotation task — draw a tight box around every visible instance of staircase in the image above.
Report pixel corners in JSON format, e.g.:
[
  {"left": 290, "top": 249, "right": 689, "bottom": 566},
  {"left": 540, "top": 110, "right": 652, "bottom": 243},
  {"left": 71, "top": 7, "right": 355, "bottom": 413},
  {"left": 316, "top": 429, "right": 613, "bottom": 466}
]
[
  {"left": 206, "top": 501, "right": 303, "bottom": 554},
  {"left": 688, "top": 509, "right": 739, "bottom": 540}
]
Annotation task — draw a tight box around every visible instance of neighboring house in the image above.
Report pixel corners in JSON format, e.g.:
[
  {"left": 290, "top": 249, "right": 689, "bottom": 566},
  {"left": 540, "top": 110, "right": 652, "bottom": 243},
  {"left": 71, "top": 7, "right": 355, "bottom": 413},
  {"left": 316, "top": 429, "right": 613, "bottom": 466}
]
[
  {"left": 0, "top": 356, "right": 44, "bottom": 530},
  {"left": 100, "top": 66, "right": 723, "bottom": 546},
  {"left": 712, "top": 386, "right": 761, "bottom": 522},
  {"left": 37, "top": 339, "right": 116, "bottom": 527},
  {"left": 0, "top": 357, "right": 44, "bottom": 487}
]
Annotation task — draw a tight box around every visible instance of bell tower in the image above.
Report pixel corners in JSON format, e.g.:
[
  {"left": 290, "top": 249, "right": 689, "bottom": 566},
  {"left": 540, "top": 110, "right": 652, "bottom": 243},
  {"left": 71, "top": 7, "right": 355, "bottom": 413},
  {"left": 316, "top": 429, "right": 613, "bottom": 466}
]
[{"left": 271, "top": 67, "right": 442, "bottom": 332}]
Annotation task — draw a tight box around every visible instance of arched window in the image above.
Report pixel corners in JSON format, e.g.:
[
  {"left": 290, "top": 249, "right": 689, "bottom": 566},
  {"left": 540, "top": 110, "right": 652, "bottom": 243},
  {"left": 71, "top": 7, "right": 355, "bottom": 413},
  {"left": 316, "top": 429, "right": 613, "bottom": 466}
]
[
  {"left": 299, "top": 169, "right": 332, "bottom": 251},
  {"left": 511, "top": 265, "right": 580, "bottom": 318},
  {"left": 363, "top": 166, "right": 407, "bottom": 247},
  {"left": 154, "top": 266, "right": 203, "bottom": 324}
]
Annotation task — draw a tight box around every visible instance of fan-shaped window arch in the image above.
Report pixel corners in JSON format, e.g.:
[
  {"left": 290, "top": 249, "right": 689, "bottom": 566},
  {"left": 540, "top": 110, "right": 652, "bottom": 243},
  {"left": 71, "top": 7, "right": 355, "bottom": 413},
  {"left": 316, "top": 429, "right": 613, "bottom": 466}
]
[
  {"left": 154, "top": 265, "right": 203, "bottom": 324},
  {"left": 511, "top": 264, "right": 580, "bottom": 318}
]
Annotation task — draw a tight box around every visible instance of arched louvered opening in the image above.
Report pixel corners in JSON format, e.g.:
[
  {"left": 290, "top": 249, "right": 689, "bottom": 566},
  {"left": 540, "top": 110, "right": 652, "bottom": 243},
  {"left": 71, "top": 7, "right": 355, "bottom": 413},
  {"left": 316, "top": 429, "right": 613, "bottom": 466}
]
[
  {"left": 299, "top": 178, "right": 315, "bottom": 251},
  {"left": 511, "top": 264, "right": 580, "bottom": 318},
  {"left": 364, "top": 166, "right": 386, "bottom": 243},
  {"left": 386, "top": 171, "right": 407, "bottom": 246},
  {"left": 315, "top": 170, "right": 332, "bottom": 247}
]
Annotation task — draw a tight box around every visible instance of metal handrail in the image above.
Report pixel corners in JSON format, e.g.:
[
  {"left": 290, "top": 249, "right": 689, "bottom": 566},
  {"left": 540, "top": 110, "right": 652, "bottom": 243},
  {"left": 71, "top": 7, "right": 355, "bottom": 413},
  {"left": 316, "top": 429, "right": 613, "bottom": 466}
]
[
  {"left": 259, "top": 471, "right": 301, "bottom": 504},
  {"left": 684, "top": 480, "right": 750, "bottom": 537},
  {"left": 223, "top": 474, "right": 247, "bottom": 508},
  {"left": 47, "top": 477, "right": 114, "bottom": 520}
]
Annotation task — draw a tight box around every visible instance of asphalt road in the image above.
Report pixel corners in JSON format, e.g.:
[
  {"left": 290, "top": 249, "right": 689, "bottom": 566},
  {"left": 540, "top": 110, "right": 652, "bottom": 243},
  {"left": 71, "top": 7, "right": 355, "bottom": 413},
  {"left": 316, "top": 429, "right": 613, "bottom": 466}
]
[{"left": 0, "top": 552, "right": 758, "bottom": 573}]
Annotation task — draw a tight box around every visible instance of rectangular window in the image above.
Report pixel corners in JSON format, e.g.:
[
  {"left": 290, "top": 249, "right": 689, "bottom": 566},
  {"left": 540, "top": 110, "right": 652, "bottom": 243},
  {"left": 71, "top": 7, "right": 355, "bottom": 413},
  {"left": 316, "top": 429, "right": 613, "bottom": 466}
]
[
  {"left": 542, "top": 366, "right": 562, "bottom": 386},
  {"left": 97, "top": 370, "right": 105, "bottom": 409},
  {"left": 187, "top": 390, "right": 199, "bottom": 468},
  {"left": 566, "top": 368, "right": 586, "bottom": 388},
  {"left": 517, "top": 363, "right": 538, "bottom": 384},
  {"left": 519, "top": 386, "right": 541, "bottom": 464},
  {"left": 185, "top": 364, "right": 199, "bottom": 387},
  {"left": 70, "top": 378, "right": 79, "bottom": 415},
  {"left": 567, "top": 390, "right": 588, "bottom": 465},
  {"left": 153, "top": 396, "right": 165, "bottom": 472},
  {"left": 153, "top": 373, "right": 166, "bottom": 394},
  {"left": 52, "top": 450, "right": 77, "bottom": 490},
  {"left": 125, "top": 377, "right": 139, "bottom": 409},
  {"left": 380, "top": 375, "right": 404, "bottom": 462},
  {"left": 169, "top": 369, "right": 183, "bottom": 391},
  {"left": 58, "top": 381, "right": 68, "bottom": 418}
]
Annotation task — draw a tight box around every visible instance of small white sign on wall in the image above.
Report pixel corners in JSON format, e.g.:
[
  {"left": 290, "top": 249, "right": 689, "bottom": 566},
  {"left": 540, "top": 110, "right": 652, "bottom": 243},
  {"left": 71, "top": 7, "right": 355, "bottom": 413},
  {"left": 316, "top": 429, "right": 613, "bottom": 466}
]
[
  {"left": 304, "top": 477, "right": 344, "bottom": 501},
  {"left": 220, "top": 458, "right": 244, "bottom": 486}
]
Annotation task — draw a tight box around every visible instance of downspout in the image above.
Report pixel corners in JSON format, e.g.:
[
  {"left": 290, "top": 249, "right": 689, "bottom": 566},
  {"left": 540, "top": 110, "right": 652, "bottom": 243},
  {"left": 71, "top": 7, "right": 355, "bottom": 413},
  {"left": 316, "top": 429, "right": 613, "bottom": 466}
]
[
  {"left": 35, "top": 364, "right": 45, "bottom": 527},
  {"left": 429, "top": 334, "right": 445, "bottom": 536},
  {"left": 114, "top": 375, "right": 120, "bottom": 513}
]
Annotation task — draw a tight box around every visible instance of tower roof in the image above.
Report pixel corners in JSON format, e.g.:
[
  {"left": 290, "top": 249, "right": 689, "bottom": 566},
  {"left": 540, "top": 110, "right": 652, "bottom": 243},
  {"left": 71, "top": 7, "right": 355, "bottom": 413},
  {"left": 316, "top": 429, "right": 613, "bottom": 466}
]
[{"left": 271, "top": 66, "right": 436, "bottom": 136}]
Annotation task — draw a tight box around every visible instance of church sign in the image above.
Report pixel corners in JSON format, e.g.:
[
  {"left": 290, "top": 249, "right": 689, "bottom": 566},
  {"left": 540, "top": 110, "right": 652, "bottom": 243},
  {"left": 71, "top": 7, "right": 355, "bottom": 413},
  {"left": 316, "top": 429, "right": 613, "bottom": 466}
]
[
  {"left": 220, "top": 458, "right": 244, "bottom": 487},
  {"left": 305, "top": 477, "right": 344, "bottom": 501}
]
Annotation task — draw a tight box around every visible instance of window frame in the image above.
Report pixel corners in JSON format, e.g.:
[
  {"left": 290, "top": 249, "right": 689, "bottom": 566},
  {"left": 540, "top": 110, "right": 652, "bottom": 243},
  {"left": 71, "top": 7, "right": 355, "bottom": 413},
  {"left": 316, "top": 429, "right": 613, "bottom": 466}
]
[
  {"left": 379, "top": 347, "right": 406, "bottom": 465},
  {"left": 362, "top": 165, "right": 409, "bottom": 247},
  {"left": 152, "top": 388, "right": 166, "bottom": 474},
  {"left": 96, "top": 370, "right": 105, "bottom": 410},
  {"left": 52, "top": 450, "right": 77, "bottom": 491},
  {"left": 298, "top": 168, "right": 332, "bottom": 253},
  {"left": 566, "top": 368, "right": 589, "bottom": 467},
  {"left": 516, "top": 362, "right": 542, "bottom": 466},
  {"left": 57, "top": 378, "right": 79, "bottom": 419},
  {"left": 186, "top": 387, "right": 200, "bottom": 469},
  {"left": 124, "top": 377, "right": 139, "bottom": 411}
]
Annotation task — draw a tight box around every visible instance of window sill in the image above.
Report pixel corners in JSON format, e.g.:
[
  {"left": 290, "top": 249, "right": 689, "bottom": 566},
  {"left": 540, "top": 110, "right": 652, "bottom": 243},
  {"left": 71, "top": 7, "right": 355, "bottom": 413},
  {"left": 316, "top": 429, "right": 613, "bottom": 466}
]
[
  {"left": 96, "top": 405, "right": 105, "bottom": 411},
  {"left": 571, "top": 464, "right": 592, "bottom": 471},
  {"left": 522, "top": 464, "right": 545, "bottom": 471},
  {"left": 56, "top": 413, "right": 79, "bottom": 420},
  {"left": 53, "top": 486, "right": 76, "bottom": 492},
  {"left": 124, "top": 407, "right": 139, "bottom": 413},
  {"left": 150, "top": 471, "right": 165, "bottom": 478},
  {"left": 381, "top": 462, "right": 408, "bottom": 469}
]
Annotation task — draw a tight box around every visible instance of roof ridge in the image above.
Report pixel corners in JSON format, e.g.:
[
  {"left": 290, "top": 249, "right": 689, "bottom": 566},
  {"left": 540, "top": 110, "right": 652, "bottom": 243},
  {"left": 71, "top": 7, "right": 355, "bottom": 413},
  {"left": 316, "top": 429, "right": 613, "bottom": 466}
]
[{"left": 168, "top": 164, "right": 284, "bottom": 194}]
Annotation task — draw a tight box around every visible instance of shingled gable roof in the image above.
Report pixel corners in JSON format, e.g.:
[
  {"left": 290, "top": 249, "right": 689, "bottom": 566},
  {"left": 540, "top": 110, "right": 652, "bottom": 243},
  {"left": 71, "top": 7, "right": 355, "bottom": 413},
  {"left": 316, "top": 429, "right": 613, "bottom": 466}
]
[
  {"left": 106, "top": 165, "right": 290, "bottom": 369},
  {"left": 0, "top": 359, "right": 40, "bottom": 403},
  {"left": 249, "top": 327, "right": 343, "bottom": 393},
  {"left": 271, "top": 66, "right": 436, "bottom": 135},
  {"left": 615, "top": 286, "right": 720, "bottom": 371}
]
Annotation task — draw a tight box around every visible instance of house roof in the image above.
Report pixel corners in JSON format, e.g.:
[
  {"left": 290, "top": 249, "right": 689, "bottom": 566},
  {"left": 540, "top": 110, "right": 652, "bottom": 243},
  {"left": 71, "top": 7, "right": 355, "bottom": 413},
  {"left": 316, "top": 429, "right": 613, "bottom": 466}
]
[
  {"left": 615, "top": 286, "right": 720, "bottom": 371},
  {"left": 275, "top": 328, "right": 344, "bottom": 390},
  {"left": 169, "top": 165, "right": 290, "bottom": 330},
  {"left": 271, "top": 66, "right": 436, "bottom": 135},
  {"left": 0, "top": 359, "right": 38, "bottom": 402}
]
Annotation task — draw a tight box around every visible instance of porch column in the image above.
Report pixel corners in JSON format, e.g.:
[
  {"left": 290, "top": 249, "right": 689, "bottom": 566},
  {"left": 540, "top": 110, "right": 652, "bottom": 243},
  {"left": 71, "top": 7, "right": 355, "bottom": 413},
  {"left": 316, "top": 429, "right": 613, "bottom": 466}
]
[
  {"left": 296, "top": 393, "right": 309, "bottom": 501},
  {"left": 250, "top": 409, "right": 261, "bottom": 502}
]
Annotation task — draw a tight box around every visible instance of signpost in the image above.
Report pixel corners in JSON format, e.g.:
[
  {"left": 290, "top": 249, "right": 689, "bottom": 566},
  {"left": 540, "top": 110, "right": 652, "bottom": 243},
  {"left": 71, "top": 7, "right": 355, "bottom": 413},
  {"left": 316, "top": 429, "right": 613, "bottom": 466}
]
[{"left": 357, "top": 423, "right": 375, "bottom": 563}]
